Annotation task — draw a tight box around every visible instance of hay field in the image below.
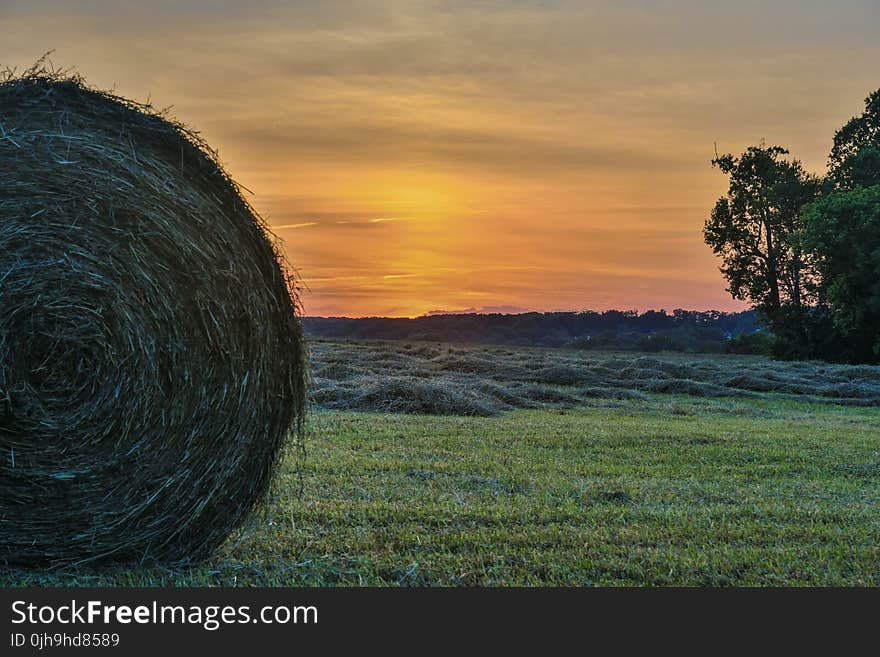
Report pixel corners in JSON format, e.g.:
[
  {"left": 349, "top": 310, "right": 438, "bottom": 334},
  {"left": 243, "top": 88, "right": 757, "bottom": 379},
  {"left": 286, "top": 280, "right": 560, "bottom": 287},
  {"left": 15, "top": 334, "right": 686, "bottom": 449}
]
[
  {"left": 3, "top": 340, "right": 879, "bottom": 586},
  {"left": 309, "top": 339, "right": 880, "bottom": 414}
]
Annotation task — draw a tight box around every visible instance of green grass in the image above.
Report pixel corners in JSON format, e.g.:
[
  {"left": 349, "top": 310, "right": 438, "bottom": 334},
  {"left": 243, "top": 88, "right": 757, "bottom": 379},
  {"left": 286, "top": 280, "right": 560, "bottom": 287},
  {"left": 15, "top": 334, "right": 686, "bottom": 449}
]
[{"left": 4, "top": 394, "right": 879, "bottom": 586}]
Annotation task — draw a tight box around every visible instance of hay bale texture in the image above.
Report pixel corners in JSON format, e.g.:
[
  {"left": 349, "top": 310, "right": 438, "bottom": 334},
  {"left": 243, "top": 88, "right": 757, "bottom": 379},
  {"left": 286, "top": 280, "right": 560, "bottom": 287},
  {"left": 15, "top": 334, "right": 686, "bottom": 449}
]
[{"left": 0, "top": 67, "right": 307, "bottom": 565}]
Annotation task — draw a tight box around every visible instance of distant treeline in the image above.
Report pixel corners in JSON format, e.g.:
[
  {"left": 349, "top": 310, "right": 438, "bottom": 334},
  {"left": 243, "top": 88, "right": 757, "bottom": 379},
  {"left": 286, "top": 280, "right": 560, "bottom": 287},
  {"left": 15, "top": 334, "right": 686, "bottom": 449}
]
[{"left": 303, "top": 310, "right": 764, "bottom": 353}]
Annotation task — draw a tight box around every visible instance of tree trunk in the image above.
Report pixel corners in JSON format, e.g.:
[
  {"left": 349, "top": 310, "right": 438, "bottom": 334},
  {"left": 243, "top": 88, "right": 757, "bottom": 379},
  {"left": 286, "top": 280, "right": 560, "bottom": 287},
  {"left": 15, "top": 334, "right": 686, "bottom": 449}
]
[{"left": 764, "top": 219, "right": 782, "bottom": 316}]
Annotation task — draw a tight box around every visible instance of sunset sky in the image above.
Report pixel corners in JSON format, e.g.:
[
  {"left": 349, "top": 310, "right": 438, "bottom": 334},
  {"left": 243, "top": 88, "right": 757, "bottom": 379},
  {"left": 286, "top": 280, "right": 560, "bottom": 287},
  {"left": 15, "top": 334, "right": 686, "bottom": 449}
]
[{"left": 4, "top": 1, "right": 879, "bottom": 317}]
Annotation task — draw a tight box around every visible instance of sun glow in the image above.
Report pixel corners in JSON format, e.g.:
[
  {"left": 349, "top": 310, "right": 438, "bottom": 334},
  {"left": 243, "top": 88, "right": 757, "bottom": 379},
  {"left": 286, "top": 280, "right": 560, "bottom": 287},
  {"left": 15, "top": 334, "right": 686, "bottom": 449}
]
[
  {"left": 351, "top": 173, "right": 470, "bottom": 219},
  {"left": 11, "top": 1, "right": 876, "bottom": 316}
]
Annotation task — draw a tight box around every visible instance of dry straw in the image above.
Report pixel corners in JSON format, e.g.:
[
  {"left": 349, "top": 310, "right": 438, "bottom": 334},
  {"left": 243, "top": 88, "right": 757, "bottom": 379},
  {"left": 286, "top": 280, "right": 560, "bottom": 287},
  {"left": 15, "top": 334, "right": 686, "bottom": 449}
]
[{"left": 0, "top": 63, "right": 307, "bottom": 566}]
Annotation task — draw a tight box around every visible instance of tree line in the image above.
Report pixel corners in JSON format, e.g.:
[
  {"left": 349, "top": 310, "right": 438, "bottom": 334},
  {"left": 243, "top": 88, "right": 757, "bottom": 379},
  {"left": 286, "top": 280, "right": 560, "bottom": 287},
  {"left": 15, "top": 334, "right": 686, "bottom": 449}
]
[
  {"left": 704, "top": 89, "right": 880, "bottom": 364},
  {"left": 304, "top": 309, "right": 761, "bottom": 353}
]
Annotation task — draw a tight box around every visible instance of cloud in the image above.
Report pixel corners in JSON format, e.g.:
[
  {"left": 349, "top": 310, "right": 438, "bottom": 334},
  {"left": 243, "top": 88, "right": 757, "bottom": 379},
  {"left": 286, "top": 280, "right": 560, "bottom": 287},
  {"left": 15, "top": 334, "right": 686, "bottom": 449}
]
[
  {"left": 270, "top": 222, "right": 318, "bottom": 230},
  {"left": 211, "top": 119, "right": 688, "bottom": 177}
]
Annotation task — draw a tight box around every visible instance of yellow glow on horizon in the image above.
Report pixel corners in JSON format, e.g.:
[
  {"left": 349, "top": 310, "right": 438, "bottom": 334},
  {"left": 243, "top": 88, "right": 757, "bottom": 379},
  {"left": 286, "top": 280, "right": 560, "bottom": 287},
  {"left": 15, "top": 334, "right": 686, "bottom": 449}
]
[{"left": 348, "top": 172, "right": 471, "bottom": 218}]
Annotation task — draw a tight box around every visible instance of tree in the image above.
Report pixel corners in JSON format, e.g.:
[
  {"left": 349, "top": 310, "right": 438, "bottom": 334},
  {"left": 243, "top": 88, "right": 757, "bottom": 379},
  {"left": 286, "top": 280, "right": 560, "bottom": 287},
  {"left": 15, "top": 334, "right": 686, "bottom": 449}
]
[
  {"left": 828, "top": 89, "right": 880, "bottom": 190},
  {"left": 802, "top": 186, "right": 880, "bottom": 363},
  {"left": 799, "top": 90, "right": 880, "bottom": 363},
  {"left": 703, "top": 144, "right": 821, "bottom": 358}
]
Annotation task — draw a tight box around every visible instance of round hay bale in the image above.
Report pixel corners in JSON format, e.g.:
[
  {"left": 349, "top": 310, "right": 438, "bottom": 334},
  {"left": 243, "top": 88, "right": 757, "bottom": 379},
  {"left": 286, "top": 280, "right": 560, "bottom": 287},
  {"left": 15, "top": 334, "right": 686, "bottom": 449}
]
[{"left": 0, "top": 67, "right": 307, "bottom": 566}]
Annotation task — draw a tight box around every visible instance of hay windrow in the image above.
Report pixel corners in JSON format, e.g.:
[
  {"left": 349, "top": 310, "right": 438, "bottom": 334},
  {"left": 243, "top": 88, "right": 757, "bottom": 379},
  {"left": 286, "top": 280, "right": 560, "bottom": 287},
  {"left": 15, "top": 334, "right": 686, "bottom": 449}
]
[
  {"left": 306, "top": 339, "right": 880, "bottom": 414},
  {"left": 0, "top": 66, "right": 307, "bottom": 566}
]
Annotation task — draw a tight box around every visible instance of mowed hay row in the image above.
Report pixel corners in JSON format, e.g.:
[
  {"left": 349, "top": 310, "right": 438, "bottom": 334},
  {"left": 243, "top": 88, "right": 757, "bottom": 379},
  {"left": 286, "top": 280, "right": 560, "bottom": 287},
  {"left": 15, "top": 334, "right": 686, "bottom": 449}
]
[
  {"left": 0, "top": 67, "right": 307, "bottom": 566},
  {"left": 306, "top": 339, "right": 880, "bottom": 414}
]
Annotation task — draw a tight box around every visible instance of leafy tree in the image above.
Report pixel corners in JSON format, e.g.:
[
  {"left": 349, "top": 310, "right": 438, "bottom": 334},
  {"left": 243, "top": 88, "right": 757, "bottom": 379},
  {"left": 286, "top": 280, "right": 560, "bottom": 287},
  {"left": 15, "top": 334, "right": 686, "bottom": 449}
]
[
  {"left": 828, "top": 89, "right": 880, "bottom": 190},
  {"left": 723, "top": 331, "right": 774, "bottom": 356},
  {"left": 791, "top": 88, "right": 880, "bottom": 364},
  {"left": 703, "top": 145, "right": 821, "bottom": 357},
  {"left": 803, "top": 184, "right": 880, "bottom": 364}
]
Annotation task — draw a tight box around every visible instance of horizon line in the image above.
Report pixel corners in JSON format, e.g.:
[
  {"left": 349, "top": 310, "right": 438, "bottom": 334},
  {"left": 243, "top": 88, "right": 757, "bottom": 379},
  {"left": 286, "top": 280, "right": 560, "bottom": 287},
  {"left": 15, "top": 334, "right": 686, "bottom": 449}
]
[{"left": 302, "top": 307, "right": 755, "bottom": 320}]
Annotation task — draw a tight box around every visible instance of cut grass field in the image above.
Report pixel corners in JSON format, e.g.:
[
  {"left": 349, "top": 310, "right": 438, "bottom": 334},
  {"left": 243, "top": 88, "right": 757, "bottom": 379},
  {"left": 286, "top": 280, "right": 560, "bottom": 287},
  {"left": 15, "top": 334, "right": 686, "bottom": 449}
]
[
  {"left": 3, "top": 381, "right": 878, "bottom": 586},
  {"left": 309, "top": 340, "right": 880, "bottom": 415}
]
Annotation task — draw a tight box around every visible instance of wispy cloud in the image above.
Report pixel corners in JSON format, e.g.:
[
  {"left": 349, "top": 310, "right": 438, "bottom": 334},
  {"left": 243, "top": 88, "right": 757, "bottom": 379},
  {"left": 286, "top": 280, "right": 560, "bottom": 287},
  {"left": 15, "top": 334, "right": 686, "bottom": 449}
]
[{"left": 271, "top": 222, "right": 318, "bottom": 230}]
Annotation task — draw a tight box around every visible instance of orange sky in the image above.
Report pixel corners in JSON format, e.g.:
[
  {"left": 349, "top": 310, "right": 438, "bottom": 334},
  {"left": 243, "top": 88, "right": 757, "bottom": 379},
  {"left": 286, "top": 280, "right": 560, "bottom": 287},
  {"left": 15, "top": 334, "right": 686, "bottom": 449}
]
[{"left": 4, "top": 1, "right": 879, "bottom": 317}]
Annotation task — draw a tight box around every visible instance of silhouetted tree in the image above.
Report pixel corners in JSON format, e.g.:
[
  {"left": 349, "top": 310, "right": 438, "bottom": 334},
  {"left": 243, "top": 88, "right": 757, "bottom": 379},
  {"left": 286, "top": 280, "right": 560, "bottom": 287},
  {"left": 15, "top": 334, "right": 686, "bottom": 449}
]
[
  {"left": 828, "top": 89, "right": 880, "bottom": 190},
  {"left": 703, "top": 145, "right": 821, "bottom": 358},
  {"left": 798, "top": 90, "right": 880, "bottom": 363},
  {"left": 802, "top": 186, "right": 880, "bottom": 363}
]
